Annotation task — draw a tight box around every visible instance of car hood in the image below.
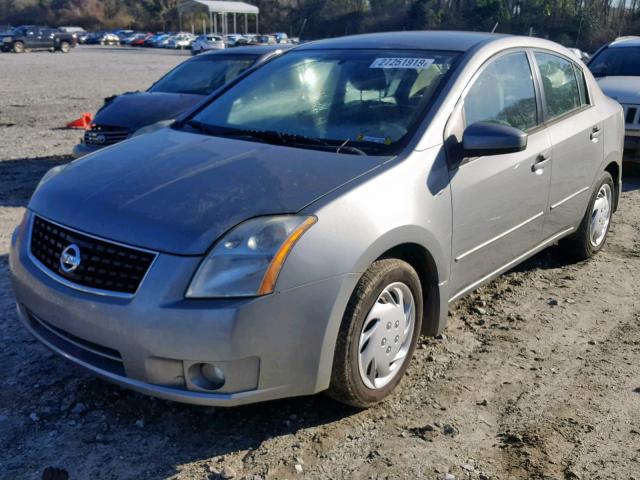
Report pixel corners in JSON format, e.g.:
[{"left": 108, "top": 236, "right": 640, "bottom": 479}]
[
  {"left": 30, "top": 128, "right": 388, "bottom": 255},
  {"left": 595, "top": 76, "right": 640, "bottom": 104},
  {"left": 94, "top": 92, "right": 203, "bottom": 131}
]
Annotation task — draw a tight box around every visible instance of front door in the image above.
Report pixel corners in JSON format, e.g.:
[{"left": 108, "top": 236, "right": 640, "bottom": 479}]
[{"left": 448, "top": 50, "right": 553, "bottom": 300}]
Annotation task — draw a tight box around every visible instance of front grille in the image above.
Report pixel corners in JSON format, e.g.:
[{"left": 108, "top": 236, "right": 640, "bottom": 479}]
[
  {"left": 84, "top": 125, "right": 130, "bottom": 147},
  {"left": 622, "top": 104, "right": 640, "bottom": 128},
  {"left": 25, "top": 308, "right": 125, "bottom": 376},
  {"left": 30, "top": 215, "right": 156, "bottom": 295}
]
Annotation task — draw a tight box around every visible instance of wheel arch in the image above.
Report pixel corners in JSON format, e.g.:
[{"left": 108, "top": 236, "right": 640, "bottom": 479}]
[
  {"left": 604, "top": 160, "right": 621, "bottom": 211},
  {"left": 376, "top": 242, "right": 445, "bottom": 336}
]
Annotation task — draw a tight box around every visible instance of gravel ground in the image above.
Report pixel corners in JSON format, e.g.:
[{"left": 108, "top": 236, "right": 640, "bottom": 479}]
[{"left": 1, "top": 46, "right": 640, "bottom": 480}]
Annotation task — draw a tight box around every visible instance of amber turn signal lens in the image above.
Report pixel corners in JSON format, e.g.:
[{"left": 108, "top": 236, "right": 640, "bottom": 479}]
[{"left": 257, "top": 216, "right": 317, "bottom": 295}]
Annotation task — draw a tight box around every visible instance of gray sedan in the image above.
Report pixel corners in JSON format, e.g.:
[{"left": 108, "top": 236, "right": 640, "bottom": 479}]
[{"left": 10, "top": 31, "right": 623, "bottom": 407}]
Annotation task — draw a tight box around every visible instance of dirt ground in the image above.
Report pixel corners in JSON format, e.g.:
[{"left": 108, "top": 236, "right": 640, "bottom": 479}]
[{"left": 1, "top": 46, "right": 639, "bottom": 480}]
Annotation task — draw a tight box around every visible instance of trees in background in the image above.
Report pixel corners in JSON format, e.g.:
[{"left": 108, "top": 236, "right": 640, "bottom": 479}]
[{"left": 0, "top": 0, "right": 637, "bottom": 51}]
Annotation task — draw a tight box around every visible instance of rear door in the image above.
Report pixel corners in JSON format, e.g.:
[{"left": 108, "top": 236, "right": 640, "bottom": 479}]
[
  {"left": 532, "top": 52, "right": 603, "bottom": 236},
  {"left": 448, "top": 50, "right": 553, "bottom": 300},
  {"left": 34, "top": 28, "right": 49, "bottom": 49}
]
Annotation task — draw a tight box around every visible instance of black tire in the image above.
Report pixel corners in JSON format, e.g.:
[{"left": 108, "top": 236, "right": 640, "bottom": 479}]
[
  {"left": 563, "top": 171, "right": 615, "bottom": 260},
  {"left": 12, "top": 41, "right": 24, "bottom": 53},
  {"left": 60, "top": 41, "right": 70, "bottom": 53},
  {"left": 327, "top": 259, "right": 423, "bottom": 408}
]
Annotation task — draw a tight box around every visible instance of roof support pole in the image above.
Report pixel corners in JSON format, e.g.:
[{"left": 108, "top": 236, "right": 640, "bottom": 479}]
[
  {"left": 256, "top": 14, "right": 259, "bottom": 34},
  {"left": 233, "top": 13, "right": 237, "bottom": 34},
  {"left": 244, "top": 14, "right": 248, "bottom": 34},
  {"left": 214, "top": 12, "right": 217, "bottom": 34},
  {"left": 209, "top": 10, "right": 213, "bottom": 34}
]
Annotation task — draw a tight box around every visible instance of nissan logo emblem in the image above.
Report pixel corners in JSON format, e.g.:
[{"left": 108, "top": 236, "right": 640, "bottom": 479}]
[{"left": 60, "top": 244, "right": 81, "bottom": 273}]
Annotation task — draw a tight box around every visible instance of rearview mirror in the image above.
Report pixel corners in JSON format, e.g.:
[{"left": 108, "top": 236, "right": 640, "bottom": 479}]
[{"left": 462, "top": 121, "right": 527, "bottom": 156}]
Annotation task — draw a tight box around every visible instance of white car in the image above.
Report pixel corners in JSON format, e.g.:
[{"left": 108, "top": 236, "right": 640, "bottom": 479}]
[
  {"left": 168, "top": 33, "right": 196, "bottom": 49},
  {"left": 191, "top": 34, "right": 225, "bottom": 54},
  {"left": 589, "top": 36, "right": 640, "bottom": 156}
]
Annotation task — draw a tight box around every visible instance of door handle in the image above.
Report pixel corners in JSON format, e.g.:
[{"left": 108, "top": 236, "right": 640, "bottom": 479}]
[
  {"left": 532, "top": 152, "right": 551, "bottom": 173},
  {"left": 590, "top": 126, "right": 601, "bottom": 141}
]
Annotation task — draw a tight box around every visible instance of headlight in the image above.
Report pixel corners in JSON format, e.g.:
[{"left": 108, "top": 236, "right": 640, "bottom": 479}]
[{"left": 186, "top": 215, "right": 317, "bottom": 298}]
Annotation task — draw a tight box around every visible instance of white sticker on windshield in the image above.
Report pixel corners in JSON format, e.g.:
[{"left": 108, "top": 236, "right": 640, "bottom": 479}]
[{"left": 370, "top": 57, "right": 435, "bottom": 69}]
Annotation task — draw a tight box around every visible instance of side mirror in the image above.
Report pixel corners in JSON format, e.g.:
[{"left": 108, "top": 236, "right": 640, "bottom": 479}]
[{"left": 462, "top": 121, "right": 527, "bottom": 157}]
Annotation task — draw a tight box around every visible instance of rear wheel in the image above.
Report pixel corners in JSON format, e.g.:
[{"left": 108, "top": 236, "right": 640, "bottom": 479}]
[
  {"left": 563, "top": 171, "right": 614, "bottom": 260},
  {"left": 327, "top": 259, "right": 423, "bottom": 408},
  {"left": 12, "top": 41, "right": 24, "bottom": 53}
]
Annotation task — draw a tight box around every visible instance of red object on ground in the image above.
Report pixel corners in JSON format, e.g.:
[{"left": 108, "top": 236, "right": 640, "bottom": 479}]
[{"left": 66, "top": 113, "right": 93, "bottom": 130}]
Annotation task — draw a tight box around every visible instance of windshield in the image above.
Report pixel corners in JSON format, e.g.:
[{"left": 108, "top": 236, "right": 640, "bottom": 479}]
[
  {"left": 589, "top": 46, "right": 640, "bottom": 77},
  {"left": 150, "top": 55, "right": 258, "bottom": 95},
  {"left": 187, "top": 49, "right": 459, "bottom": 154}
]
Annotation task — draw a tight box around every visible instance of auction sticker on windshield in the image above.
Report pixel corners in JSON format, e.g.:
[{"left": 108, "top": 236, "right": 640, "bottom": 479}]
[{"left": 370, "top": 58, "right": 435, "bottom": 69}]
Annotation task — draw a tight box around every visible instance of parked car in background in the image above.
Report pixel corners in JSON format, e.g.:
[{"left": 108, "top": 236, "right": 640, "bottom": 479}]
[
  {"left": 0, "top": 26, "right": 75, "bottom": 53},
  {"left": 73, "top": 45, "right": 289, "bottom": 158},
  {"left": 588, "top": 36, "right": 640, "bottom": 157},
  {"left": 167, "top": 33, "right": 196, "bottom": 49},
  {"left": 250, "top": 34, "right": 277, "bottom": 45},
  {"left": 76, "top": 31, "right": 91, "bottom": 44},
  {"left": 84, "top": 32, "right": 119, "bottom": 46},
  {"left": 155, "top": 34, "right": 174, "bottom": 48},
  {"left": 132, "top": 33, "right": 154, "bottom": 47},
  {"left": 120, "top": 32, "right": 143, "bottom": 45},
  {"left": 273, "top": 32, "right": 291, "bottom": 44},
  {"left": 15, "top": 32, "right": 622, "bottom": 408},
  {"left": 99, "top": 32, "right": 120, "bottom": 46},
  {"left": 236, "top": 34, "right": 256, "bottom": 46},
  {"left": 566, "top": 47, "right": 590, "bottom": 63},
  {"left": 225, "top": 34, "right": 245, "bottom": 47},
  {"left": 59, "top": 26, "right": 86, "bottom": 41},
  {"left": 144, "top": 33, "right": 166, "bottom": 47},
  {"left": 192, "top": 34, "right": 225, "bottom": 54},
  {"left": 114, "top": 29, "right": 134, "bottom": 41}
]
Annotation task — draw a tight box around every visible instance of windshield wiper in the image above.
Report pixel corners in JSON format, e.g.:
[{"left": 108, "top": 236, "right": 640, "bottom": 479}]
[
  {"left": 185, "top": 122, "right": 327, "bottom": 146},
  {"left": 184, "top": 121, "right": 372, "bottom": 155},
  {"left": 336, "top": 138, "right": 367, "bottom": 156}
]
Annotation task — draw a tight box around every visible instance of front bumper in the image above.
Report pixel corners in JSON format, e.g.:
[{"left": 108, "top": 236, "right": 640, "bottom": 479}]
[{"left": 10, "top": 212, "right": 358, "bottom": 406}]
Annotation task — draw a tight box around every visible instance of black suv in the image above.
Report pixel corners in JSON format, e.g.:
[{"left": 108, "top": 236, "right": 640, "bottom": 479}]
[{"left": 0, "top": 25, "right": 76, "bottom": 53}]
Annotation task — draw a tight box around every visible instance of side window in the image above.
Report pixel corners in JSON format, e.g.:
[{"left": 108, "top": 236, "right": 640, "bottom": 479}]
[
  {"left": 464, "top": 52, "right": 538, "bottom": 132},
  {"left": 534, "top": 52, "right": 582, "bottom": 120},
  {"left": 573, "top": 65, "right": 589, "bottom": 106}
]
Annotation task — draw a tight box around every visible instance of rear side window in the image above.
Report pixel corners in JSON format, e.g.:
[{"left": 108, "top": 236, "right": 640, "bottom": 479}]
[
  {"left": 464, "top": 52, "right": 538, "bottom": 132},
  {"left": 574, "top": 65, "right": 589, "bottom": 106},
  {"left": 535, "top": 52, "right": 582, "bottom": 120}
]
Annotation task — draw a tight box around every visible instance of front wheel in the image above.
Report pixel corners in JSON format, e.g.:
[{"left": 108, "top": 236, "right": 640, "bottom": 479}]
[
  {"left": 564, "top": 171, "right": 614, "bottom": 260},
  {"left": 12, "top": 41, "right": 24, "bottom": 53},
  {"left": 60, "top": 41, "right": 70, "bottom": 53},
  {"left": 327, "top": 259, "right": 423, "bottom": 408}
]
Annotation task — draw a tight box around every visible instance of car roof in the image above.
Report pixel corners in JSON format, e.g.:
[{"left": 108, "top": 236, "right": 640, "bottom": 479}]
[
  {"left": 200, "top": 45, "right": 292, "bottom": 56},
  {"left": 608, "top": 36, "right": 640, "bottom": 48},
  {"left": 296, "top": 31, "right": 506, "bottom": 52}
]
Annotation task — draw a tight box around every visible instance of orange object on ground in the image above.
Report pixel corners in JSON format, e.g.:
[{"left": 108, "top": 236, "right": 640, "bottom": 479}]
[{"left": 66, "top": 113, "right": 93, "bottom": 130}]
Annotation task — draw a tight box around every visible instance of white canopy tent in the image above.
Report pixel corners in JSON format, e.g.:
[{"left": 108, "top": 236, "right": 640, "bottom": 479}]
[{"left": 178, "top": 0, "right": 260, "bottom": 36}]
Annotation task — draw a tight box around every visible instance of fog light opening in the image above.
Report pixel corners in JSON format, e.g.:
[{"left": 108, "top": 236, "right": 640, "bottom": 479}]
[{"left": 188, "top": 362, "right": 226, "bottom": 391}]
